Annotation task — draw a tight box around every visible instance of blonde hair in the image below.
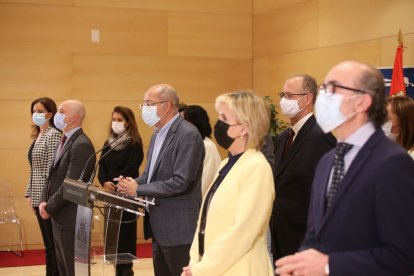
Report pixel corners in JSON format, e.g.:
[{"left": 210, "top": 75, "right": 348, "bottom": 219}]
[{"left": 215, "top": 91, "right": 270, "bottom": 150}]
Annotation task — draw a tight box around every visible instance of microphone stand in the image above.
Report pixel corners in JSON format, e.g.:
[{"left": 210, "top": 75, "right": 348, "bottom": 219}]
[{"left": 78, "top": 134, "right": 127, "bottom": 182}]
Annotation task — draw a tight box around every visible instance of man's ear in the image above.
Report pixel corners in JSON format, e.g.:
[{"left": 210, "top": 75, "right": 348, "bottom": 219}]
[{"left": 356, "top": 93, "right": 372, "bottom": 113}]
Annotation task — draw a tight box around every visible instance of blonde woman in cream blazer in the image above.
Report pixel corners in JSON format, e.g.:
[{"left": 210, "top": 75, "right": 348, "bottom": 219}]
[{"left": 182, "top": 91, "right": 275, "bottom": 276}]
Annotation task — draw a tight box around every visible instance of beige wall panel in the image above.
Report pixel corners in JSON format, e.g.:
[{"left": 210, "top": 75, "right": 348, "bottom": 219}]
[
  {"left": 73, "top": 0, "right": 251, "bottom": 15},
  {"left": 255, "top": 40, "right": 380, "bottom": 99},
  {"left": 0, "top": 0, "right": 71, "bottom": 5},
  {"left": 254, "top": 0, "right": 318, "bottom": 58},
  {"left": 0, "top": 101, "right": 34, "bottom": 149},
  {"left": 0, "top": 53, "right": 73, "bottom": 100},
  {"left": 380, "top": 33, "right": 414, "bottom": 66},
  {"left": 254, "top": 0, "right": 308, "bottom": 14},
  {"left": 0, "top": 4, "right": 168, "bottom": 56},
  {"left": 72, "top": 55, "right": 252, "bottom": 102},
  {"left": 319, "top": 0, "right": 414, "bottom": 47},
  {"left": 253, "top": 57, "right": 271, "bottom": 96},
  {"left": 168, "top": 13, "right": 252, "bottom": 59}
]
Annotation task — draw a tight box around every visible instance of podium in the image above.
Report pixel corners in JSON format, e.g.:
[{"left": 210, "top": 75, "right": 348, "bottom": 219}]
[{"left": 63, "top": 178, "right": 153, "bottom": 276}]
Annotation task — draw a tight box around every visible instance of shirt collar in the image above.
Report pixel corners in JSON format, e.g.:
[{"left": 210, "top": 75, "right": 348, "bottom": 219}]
[
  {"left": 64, "top": 126, "right": 81, "bottom": 139},
  {"left": 341, "top": 122, "right": 375, "bottom": 148},
  {"left": 291, "top": 112, "right": 313, "bottom": 137},
  {"left": 155, "top": 113, "right": 179, "bottom": 136}
]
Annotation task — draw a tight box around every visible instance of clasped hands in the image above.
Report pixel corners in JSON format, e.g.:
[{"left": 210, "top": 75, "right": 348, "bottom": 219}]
[{"left": 115, "top": 175, "right": 138, "bottom": 196}]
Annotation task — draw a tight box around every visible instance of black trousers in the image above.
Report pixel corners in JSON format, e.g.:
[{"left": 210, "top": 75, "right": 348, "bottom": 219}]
[
  {"left": 34, "top": 206, "right": 60, "bottom": 276},
  {"left": 152, "top": 237, "right": 191, "bottom": 276}
]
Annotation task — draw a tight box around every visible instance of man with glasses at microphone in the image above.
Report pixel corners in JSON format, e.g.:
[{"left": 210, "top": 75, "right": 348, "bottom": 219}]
[
  {"left": 118, "top": 84, "right": 205, "bottom": 276},
  {"left": 39, "top": 99, "right": 95, "bottom": 276}
]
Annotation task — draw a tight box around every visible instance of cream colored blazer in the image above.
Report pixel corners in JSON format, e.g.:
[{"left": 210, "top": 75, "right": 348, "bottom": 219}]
[{"left": 189, "top": 148, "right": 275, "bottom": 276}]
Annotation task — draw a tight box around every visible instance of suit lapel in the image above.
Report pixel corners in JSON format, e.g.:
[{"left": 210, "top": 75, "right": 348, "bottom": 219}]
[
  {"left": 143, "top": 134, "right": 157, "bottom": 183},
  {"left": 318, "top": 129, "right": 383, "bottom": 233},
  {"left": 275, "top": 116, "right": 316, "bottom": 189},
  {"left": 149, "top": 117, "right": 182, "bottom": 182},
  {"left": 52, "top": 129, "right": 82, "bottom": 168}
]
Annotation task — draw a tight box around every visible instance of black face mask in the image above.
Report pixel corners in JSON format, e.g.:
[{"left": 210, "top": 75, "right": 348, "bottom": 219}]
[{"left": 214, "top": 120, "right": 235, "bottom": 149}]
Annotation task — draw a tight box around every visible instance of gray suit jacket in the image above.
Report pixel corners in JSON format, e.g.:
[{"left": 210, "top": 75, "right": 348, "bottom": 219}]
[
  {"left": 40, "top": 128, "right": 95, "bottom": 230},
  {"left": 136, "top": 116, "right": 205, "bottom": 246}
]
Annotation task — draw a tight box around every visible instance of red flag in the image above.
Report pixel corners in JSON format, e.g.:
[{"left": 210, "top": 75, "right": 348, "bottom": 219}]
[{"left": 390, "top": 29, "right": 406, "bottom": 96}]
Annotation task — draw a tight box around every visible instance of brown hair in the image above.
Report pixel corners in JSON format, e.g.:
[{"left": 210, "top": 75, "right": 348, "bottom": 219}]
[
  {"left": 30, "top": 97, "right": 58, "bottom": 139},
  {"left": 110, "top": 106, "right": 142, "bottom": 146},
  {"left": 386, "top": 96, "right": 414, "bottom": 151}
]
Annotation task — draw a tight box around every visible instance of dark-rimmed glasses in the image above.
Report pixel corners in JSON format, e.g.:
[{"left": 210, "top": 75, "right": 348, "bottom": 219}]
[
  {"left": 319, "top": 83, "right": 367, "bottom": 95},
  {"left": 139, "top": 101, "right": 167, "bottom": 110},
  {"left": 278, "top": 92, "right": 309, "bottom": 99}
]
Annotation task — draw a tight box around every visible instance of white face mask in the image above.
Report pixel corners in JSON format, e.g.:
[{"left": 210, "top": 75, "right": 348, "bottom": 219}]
[
  {"left": 315, "top": 88, "right": 357, "bottom": 133},
  {"left": 112, "top": 121, "right": 126, "bottom": 134},
  {"left": 280, "top": 97, "right": 305, "bottom": 118},
  {"left": 142, "top": 106, "right": 161, "bottom": 127},
  {"left": 382, "top": 121, "right": 399, "bottom": 141}
]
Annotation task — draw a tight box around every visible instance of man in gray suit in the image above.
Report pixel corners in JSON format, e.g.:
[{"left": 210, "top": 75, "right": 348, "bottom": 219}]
[
  {"left": 39, "top": 100, "right": 95, "bottom": 276},
  {"left": 119, "top": 84, "right": 205, "bottom": 276}
]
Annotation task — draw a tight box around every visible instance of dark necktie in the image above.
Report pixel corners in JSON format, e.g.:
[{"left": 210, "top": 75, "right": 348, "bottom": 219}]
[
  {"left": 60, "top": 135, "right": 67, "bottom": 149},
  {"left": 325, "top": 142, "right": 353, "bottom": 210},
  {"left": 283, "top": 128, "right": 295, "bottom": 157}
]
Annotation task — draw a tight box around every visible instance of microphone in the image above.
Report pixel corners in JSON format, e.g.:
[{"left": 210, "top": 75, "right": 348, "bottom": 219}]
[
  {"left": 86, "top": 136, "right": 132, "bottom": 184},
  {"left": 78, "top": 134, "right": 127, "bottom": 182}
]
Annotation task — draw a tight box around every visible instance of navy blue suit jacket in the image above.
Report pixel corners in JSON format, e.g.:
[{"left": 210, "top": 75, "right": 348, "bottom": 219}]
[{"left": 301, "top": 129, "right": 414, "bottom": 275}]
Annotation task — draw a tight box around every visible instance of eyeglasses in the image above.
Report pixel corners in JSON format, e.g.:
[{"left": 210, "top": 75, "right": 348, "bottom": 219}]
[
  {"left": 278, "top": 92, "right": 309, "bottom": 100},
  {"left": 139, "top": 101, "right": 167, "bottom": 110},
  {"left": 319, "top": 83, "right": 367, "bottom": 95}
]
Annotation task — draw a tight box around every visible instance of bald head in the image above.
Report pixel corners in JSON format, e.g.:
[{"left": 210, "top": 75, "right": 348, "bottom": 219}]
[
  {"left": 62, "top": 100, "right": 86, "bottom": 122},
  {"left": 146, "top": 84, "right": 179, "bottom": 111}
]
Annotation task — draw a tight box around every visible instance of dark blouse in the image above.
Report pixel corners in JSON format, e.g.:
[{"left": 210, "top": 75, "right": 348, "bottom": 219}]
[{"left": 97, "top": 140, "right": 144, "bottom": 185}]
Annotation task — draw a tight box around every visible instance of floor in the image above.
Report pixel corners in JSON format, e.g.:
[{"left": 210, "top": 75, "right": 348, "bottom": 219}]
[{"left": 0, "top": 258, "right": 154, "bottom": 276}]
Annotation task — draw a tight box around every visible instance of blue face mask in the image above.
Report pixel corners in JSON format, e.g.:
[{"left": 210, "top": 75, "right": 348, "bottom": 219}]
[
  {"left": 32, "top": 113, "right": 48, "bottom": 126},
  {"left": 54, "top": 112, "right": 72, "bottom": 131}
]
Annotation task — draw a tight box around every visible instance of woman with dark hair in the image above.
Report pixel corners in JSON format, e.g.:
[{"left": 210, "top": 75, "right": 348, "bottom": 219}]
[
  {"left": 25, "top": 97, "right": 62, "bottom": 276},
  {"left": 98, "top": 106, "right": 144, "bottom": 276},
  {"left": 181, "top": 105, "right": 221, "bottom": 197},
  {"left": 385, "top": 96, "right": 414, "bottom": 159}
]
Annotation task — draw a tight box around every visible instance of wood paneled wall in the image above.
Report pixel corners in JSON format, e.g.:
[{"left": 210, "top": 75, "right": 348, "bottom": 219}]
[
  {"left": 1, "top": 0, "right": 413, "bottom": 250},
  {"left": 253, "top": 0, "right": 414, "bottom": 121},
  {"left": 0, "top": 0, "right": 252, "bottom": 249}
]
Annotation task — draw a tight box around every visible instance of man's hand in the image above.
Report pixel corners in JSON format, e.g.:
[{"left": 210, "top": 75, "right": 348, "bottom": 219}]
[
  {"left": 116, "top": 176, "right": 138, "bottom": 196},
  {"left": 181, "top": 266, "right": 192, "bottom": 276},
  {"left": 275, "top": 249, "right": 328, "bottom": 276},
  {"left": 38, "top": 202, "right": 50, "bottom": 219}
]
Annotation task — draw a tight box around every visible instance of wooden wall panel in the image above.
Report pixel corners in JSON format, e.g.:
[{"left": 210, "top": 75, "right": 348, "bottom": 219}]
[
  {"left": 254, "top": 0, "right": 308, "bottom": 15},
  {"left": 254, "top": 0, "right": 319, "bottom": 58},
  {"left": 0, "top": 53, "right": 73, "bottom": 100},
  {"left": 73, "top": 0, "right": 252, "bottom": 15},
  {"left": 72, "top": 55, "right": 252, "bottom": 102},
  {"left": 319, "top": 0, "right": 414, "bottom": 47},
  {"left": 0, "top": 5, "right": 168, "bottom": 56},
  {"left": 0, "top": 0, "right": 252, "bottom": 15},
  {"left": 168, "top": 13, "right": 252, "bottom": 58},
  {"left": 0, "top": 0, "right": 71, "bottom": 5}
]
